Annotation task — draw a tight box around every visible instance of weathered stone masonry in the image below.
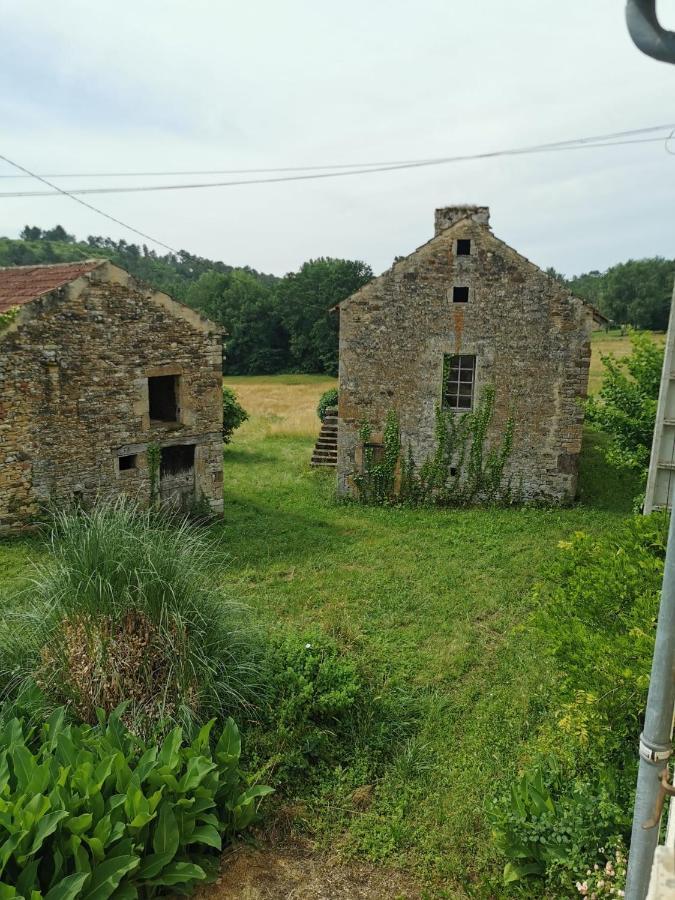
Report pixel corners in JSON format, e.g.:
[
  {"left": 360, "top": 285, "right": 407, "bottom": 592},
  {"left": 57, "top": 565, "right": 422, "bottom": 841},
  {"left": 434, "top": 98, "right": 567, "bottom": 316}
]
[
  {"left": 337, "top": 206, "right": 603, "bottom": 503},
  {"left": 0, "top": 260, "right": 223, "bottom": 533}
]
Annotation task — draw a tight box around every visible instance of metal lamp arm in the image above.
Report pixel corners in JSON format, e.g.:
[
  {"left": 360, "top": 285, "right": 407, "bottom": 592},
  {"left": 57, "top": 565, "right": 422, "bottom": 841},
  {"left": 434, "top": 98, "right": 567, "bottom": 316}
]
[{"left": 626, "top": 0, "right": 675, "bottom": 64}]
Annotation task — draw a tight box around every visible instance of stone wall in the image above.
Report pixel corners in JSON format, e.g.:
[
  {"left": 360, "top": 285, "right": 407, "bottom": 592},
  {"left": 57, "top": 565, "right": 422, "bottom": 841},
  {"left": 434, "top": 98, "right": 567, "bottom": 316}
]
[
  {"left": 0, "top": 261, "right": 223, "bottom": 533},
  {"left": 337, "top": 208, "right": 593, "bottom": 503}
]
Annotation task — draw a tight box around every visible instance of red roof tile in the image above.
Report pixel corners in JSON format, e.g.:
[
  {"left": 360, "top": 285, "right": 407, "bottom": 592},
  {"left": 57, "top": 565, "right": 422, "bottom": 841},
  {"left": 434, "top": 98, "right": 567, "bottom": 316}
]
[{"left": 0, "top": 260, "right": 104, "bottom": 314}]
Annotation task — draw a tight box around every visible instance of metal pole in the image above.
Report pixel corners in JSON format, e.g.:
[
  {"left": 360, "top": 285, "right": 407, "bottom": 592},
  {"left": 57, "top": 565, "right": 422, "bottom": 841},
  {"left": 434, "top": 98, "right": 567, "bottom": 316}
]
[{"left": 625, "top": 498, "right": 675, "bottom": 899}]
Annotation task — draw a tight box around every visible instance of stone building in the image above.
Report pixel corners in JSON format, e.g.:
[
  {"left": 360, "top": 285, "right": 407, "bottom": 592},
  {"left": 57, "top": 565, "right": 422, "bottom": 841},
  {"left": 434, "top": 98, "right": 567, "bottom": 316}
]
[
  {"left": 0, "top": 259, "right": 223, "bottom": 533},
  {"left": 337, "top": 206, "right": 605, "bottom": 503}
]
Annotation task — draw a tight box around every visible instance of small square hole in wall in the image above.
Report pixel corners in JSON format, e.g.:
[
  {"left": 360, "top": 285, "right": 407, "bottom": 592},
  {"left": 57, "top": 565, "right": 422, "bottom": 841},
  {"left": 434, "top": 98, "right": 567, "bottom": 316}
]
[
  {"left": 453, "top": 286, "right": 469, "bottom": 303},
  {"left": 161, "top": 443, "right": 195, "bottom": 475},
  {"left": 456, "top": 239, "right": 471, "bottom": 256},
  {"left": 118, "top": 454, "right": 137, "bottom": 471}
]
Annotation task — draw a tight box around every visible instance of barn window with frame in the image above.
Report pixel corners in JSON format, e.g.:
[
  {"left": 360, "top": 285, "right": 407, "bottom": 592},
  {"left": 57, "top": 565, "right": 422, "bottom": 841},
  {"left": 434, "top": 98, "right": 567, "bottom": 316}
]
[{"left": 442, "top": 354, "right": 476, "bottom": 411}]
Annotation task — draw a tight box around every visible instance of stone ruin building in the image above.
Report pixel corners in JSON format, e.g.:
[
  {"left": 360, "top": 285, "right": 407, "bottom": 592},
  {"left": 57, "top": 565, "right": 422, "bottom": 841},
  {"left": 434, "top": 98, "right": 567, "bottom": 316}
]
[
  {"left": 0, "top": 259, "right": 224, "bottom": 533},
  {"left": 336, "top": 206, "right": 606, "bottom": 503}
]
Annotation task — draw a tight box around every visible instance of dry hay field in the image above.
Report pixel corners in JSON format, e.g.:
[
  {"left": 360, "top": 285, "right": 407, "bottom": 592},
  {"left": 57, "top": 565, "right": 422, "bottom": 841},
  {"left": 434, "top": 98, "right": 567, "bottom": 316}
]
[
  {"left": 223, "top": 373, "right": 336, "bottom": 439},
  {"left": 225, "top": 331, "right": 664, "bottom": 435}
]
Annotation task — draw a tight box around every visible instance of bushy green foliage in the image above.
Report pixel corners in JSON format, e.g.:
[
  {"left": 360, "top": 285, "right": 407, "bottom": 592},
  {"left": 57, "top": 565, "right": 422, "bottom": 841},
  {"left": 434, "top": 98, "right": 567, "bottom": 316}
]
[
  {"left": 0, "top": 306, "right": 19, "bottom": 332},
  {"left": 491, "top": 513, "right": 667, "bottom": 894},
  {"left": 0, "top": 704, "right": 271, "bottom": 897},
  {"left": 586, "top": 331, "right": 663, "bottom": 474},
  {"left": 186, "top": 271, "right": 285, "bottom": 375},
  {"left": 316, "top": 387, "right": 338, "bottom": 421},
  {"left": 569, "top": 258, "right": 675, "bottom": 330},
  {"left": 0, "top": 502, "right": 260, "bottom": 737},
  {"left": 222, "top": 387, "right": 249, "bottom": 443},
  {"left": 355, "top": 388, "right": 515, "bottom": 506},
  {"left": 245, "top": 632, "right": 418, "bottom": 794},
  {"left": 276, "top": 258, "right": 372, "bottom": 376}
]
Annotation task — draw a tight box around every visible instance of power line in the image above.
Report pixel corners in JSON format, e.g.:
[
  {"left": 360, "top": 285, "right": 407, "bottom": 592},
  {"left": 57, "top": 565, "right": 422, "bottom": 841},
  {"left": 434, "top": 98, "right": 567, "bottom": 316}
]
[
  {"left": 0, "top": 123, "right": 671, "bottom": 180},
  {"left": 0, "top": 125, "right": 672, "bottom": 200},
  {"left": 0, "top": 151, "right": 181, "bottom": 254}
]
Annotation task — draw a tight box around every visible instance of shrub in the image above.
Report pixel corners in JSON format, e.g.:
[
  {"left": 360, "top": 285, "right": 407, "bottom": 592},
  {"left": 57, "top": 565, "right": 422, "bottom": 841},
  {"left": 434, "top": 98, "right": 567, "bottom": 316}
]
[
  {"left": 0, "top": 501, "right": 261, "bottom": 737},
  {"left": 491, "top": 513, "right": 667, "bottom": 894},
  {"left": 585, "top": 331, "right": 663, "bottom": 475},
  {"left": 222, "top": 386, "right": 249, "bottom": 443},
  {"left": 245, "top": 631, "right": 419, "bottom": 794},
  {"left": 0, "top": 704, "right": 271, "bottom": 896},
  {"left": 317, "top": 387, "right": 338, "bottom": 422}
]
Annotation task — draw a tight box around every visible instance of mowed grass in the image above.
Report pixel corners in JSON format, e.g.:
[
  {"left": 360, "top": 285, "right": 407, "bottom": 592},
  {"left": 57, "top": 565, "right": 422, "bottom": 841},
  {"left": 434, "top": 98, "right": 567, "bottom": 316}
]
[{"left": 0, "top": 345, "right": 646, "bottom": 897}]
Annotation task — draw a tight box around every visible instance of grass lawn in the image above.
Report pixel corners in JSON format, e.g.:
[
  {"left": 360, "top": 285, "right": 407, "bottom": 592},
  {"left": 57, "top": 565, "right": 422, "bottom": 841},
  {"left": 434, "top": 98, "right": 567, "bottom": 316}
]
[{"left": 0, "top": 351, "right": 646, "bottom": 897}]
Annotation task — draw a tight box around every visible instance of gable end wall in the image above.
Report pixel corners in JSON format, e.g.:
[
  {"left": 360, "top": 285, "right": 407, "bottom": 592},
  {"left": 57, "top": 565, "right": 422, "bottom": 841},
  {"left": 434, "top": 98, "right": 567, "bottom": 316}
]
[
  {"left": 337, "top": 220, "right": 592, "bottom": 502},
  {"left": 0, "top": 265, "right": 223, "bottom": 532}
]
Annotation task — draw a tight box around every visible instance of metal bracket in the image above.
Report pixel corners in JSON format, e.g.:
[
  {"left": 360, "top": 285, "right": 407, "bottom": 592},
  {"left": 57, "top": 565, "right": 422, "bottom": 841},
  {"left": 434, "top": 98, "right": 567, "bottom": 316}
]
[
  {"left": 640, "top": 736, "right": 673, "bottom": 763},
  {"left": 643, "top": 768, "right": 675, "bottom": 829}
]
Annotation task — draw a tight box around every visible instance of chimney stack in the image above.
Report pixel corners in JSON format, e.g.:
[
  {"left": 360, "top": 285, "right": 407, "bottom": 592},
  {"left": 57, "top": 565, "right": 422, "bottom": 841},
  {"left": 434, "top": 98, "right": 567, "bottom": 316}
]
[{"left": 434, "top": 205, "right": 490, "bottom": 236}]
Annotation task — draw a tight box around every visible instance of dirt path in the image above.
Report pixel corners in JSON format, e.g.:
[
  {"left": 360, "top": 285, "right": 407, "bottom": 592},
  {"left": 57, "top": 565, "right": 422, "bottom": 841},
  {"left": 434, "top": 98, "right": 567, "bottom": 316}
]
[{"left": 199, "top": 839, "right": 426, "bottom": 899}]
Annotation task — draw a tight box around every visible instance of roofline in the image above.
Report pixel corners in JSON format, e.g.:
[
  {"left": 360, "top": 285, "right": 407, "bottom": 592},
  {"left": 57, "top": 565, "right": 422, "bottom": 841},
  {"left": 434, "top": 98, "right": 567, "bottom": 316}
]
[
  {"left": 0, "top": 259, "right": 223, "bottom": 335},
  {"left": 334, "top": 214, "right": 608, "bottom": 322}
]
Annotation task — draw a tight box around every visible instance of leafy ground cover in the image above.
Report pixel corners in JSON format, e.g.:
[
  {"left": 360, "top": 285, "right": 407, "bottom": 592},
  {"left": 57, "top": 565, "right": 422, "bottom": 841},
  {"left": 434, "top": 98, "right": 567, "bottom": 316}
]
[{"left": 0, "top": 356, "right": 650, "bottom": 897}]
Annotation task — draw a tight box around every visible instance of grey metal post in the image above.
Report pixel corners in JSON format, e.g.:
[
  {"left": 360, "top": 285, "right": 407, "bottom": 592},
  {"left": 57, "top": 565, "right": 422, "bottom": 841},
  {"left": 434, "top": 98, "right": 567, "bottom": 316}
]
[
  {"left": 625, "top": 495, "right": 675, "bottom": 899},
  {"left": 623, "top": 4, "right": 675, "bottom": 896}
]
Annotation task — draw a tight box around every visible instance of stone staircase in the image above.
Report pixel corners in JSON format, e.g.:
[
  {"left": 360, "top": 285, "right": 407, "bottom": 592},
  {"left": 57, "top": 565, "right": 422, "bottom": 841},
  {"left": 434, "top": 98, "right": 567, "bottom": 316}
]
[{"left": 311, "top": 408, "right": 338, "bottom": 468}]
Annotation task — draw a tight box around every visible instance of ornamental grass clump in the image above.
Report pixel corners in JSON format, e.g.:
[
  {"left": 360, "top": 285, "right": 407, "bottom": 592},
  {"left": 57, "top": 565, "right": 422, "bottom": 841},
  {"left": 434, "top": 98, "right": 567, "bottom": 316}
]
[{"left": 0, "top": 500, "right": 260, "bottom": 737}]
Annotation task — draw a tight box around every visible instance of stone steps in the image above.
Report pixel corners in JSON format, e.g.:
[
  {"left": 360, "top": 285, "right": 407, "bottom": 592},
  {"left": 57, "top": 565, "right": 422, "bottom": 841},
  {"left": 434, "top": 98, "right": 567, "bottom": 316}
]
[{"left": 311, "top": 408, "right": 338, "bottom": 468}]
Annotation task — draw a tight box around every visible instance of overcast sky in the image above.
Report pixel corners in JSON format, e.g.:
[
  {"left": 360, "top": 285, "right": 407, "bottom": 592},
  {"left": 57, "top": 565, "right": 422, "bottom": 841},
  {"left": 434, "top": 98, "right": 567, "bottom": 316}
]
[{"left": 1, "top": 0, "right": 675, "bottom": 278}]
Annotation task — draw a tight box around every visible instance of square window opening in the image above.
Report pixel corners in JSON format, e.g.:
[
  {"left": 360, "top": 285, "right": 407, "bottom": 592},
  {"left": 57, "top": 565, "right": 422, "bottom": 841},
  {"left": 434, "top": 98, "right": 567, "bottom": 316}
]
[
  {"left": 160, "top": 444, "right": 195, "bottom": 476},
  {"left": 452, "top": 286, "right": 469, "bottom": 303},
  {"left": 118, "top": 454, "right": 137, "bottom": 471},
  {"left": 456, "top": 239, "right": 471, "bottom": 256},
  {"left": 442, "top": 354, "right": 476, "bottom": 411},
  {"left": 149, "top": 375, "right": 179, "bottom": 422}
]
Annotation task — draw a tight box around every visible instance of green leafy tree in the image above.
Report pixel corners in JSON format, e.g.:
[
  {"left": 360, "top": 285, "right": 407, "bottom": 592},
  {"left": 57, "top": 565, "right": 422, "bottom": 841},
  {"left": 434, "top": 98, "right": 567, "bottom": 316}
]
[
  {"left": 570, "top": 258, "right": 675, "bottom": 330},
  {"left": 186, "top": 270, "right": 288, "bottom": 374},
  {"left": 276, "top": 257, "right": 373, "bottom": 375},
  {"left": 585, "top": 331, "right": 663, "bottom": 473}
]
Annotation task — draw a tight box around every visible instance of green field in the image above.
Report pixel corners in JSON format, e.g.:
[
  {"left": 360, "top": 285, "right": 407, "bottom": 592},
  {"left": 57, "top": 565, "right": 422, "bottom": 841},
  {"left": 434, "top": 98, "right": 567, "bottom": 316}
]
[{"left": 0, "top": 371, "right": 643, "bottom": 897}]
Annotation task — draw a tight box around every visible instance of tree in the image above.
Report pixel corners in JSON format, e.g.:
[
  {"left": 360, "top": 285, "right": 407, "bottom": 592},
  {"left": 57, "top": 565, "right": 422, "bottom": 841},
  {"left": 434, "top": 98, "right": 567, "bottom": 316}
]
[
  {"left": 20, "top": 226, "right": 43, "bottom": 241},
  {"left": 276, "top": 257, "right": 373, "bottom": 375},
  {"left": 585, "top": 331, "right": 663, "bottom": 475},
  {"left": 186, "top": 270, "right": 289, "bottom": 374},
  {"left": 570, "top": 258, "right": 675, "bottom": 330}
]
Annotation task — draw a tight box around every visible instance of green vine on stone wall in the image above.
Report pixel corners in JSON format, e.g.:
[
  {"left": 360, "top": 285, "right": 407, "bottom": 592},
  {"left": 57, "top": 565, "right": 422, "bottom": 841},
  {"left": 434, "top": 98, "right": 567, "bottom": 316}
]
[
  {"left": 147, "top": 442, "right": 161, "bottom": 508},
  {"left": 0, "top": 306, "right": 20, "bottom": 332},
  {"left": 355, "top": 386, "right": 516, "bottom": 507}
]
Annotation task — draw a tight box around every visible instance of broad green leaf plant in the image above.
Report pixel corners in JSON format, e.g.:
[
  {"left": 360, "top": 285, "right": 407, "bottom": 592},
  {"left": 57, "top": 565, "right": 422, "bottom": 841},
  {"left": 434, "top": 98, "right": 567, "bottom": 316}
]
[{"left": 0, "top": 705, "right": 272, "bottom": 897}]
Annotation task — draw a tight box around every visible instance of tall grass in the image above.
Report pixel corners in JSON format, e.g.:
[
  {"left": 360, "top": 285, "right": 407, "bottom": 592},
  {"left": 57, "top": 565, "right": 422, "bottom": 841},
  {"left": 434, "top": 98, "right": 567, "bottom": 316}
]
[{"left": 0, "top": 500, "right": 260, "bottom": 735}]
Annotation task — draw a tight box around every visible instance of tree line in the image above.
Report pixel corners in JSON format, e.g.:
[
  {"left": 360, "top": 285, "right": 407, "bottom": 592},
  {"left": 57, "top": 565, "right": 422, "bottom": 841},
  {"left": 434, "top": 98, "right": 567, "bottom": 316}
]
[
  {"left": 2, "top": 225, "right": 673, "bottom": 374},
  {"left": 551, "top": 257, "right": 675, "bottom": 331}
]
